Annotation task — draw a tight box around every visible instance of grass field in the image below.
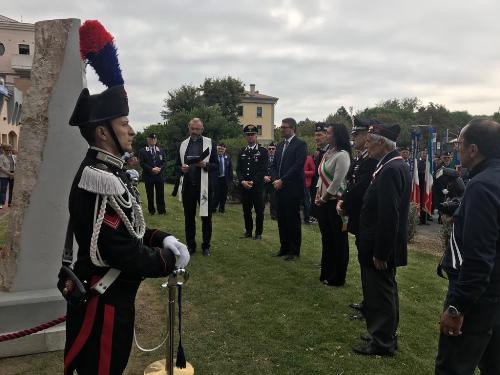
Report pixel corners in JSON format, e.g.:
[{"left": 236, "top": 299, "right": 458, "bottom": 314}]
[{"left": 0, "top": 184, "right": 449, "bottom": 374}]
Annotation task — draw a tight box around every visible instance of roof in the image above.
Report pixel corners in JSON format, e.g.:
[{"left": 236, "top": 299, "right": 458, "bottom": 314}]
[
  {"left": 241, "top": 90, "right": 278, "bottom": 104},
  {"left": 0, "top": 14, "right": 34, "bottom": 31},
  {"left": 0, "top": 15, "right": 18, "bottom": 23}
]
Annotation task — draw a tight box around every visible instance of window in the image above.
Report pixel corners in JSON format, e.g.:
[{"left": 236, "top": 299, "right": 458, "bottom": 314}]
[
  {"left": 237, "top": 105, "right": 243, "bottom": 117},
  {"left": 19, "top": 44, "right": 30, "bottom": 55},
  {"left": 0, "top": 43, "right": 5, "bottom": 56},
  {"left": 256, "top": 106, "right": 263, "bottom": 117},
  {"left": 257, "top": 125, "right": 262, "bottom": 135}
]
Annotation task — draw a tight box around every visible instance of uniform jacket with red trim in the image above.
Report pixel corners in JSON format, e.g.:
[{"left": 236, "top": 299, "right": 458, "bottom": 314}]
[{"left": 70, "top": 148, "right": 176, "bottom": 282}]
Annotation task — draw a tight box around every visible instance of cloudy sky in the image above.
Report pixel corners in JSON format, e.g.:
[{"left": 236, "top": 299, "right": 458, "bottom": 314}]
[{"left": 5, "top": 0, "right": 500, "bottom": 129}]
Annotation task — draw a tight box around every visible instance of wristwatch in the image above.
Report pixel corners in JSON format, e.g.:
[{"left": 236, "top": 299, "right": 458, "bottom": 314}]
[{"left": 446, "top": 305, "right": 461, "bottom": 316}]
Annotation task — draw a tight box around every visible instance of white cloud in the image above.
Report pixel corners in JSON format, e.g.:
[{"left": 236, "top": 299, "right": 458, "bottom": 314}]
[{"left": 3, "top": 0, "right": 500, "bottom": 130}]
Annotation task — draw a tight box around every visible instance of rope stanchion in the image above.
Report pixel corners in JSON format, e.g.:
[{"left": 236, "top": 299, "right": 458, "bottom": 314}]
[{"left": 0, "top": 316, "right": 66, "bottom": 343}]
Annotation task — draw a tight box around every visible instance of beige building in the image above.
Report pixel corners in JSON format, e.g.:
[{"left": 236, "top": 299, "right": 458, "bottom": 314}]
[
  {"left": 0, "top": 15, "right": 34, "bottom": 149},
  {"left": 238, "top": 84, "right": 278, "bottom": 142}
]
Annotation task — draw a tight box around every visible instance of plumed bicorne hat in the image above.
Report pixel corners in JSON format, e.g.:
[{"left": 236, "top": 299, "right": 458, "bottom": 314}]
[{"left": 69, "top": 20, "right": 128, "bottom": 127}]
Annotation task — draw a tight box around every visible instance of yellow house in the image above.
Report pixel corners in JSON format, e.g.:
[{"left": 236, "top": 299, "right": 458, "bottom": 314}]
[{"left": 238, "top": 84, "right": 278, "bottom": 143}]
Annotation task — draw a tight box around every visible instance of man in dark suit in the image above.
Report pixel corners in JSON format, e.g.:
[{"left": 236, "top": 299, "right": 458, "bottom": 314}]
[
  {"left": 271, "top": 118, "right": 308, "bottom": 261},
  {"left": 237, "top": 125, "right": 268, "bottom": 240},
  {"left": 353, "top": 122, "right": 411, "bottom": 357},
  {"left": 138, "top": 133, "right": 166, "bottom": 215},
  {"left": 212, "top": 142, "right": 233, "bottom": 213}
]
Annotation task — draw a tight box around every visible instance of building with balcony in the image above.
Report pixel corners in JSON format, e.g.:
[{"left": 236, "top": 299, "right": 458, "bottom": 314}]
[
  {"left": 0, "top": 15, "right": 34, "bottom": 149},
  {"left": 238, "top": 84, "right": 278, "bottom": 143}
]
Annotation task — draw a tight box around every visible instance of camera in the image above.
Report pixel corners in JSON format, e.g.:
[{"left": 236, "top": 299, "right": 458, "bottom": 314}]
[
  {"left": 435, "top": 167, "right": 465, "bottom": 217},
  {"left": 438, "top": 197, "right": 462, "bottom": 216}
]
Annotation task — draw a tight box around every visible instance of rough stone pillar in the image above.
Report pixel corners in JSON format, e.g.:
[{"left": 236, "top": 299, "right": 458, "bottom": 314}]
[{"left": 0, "top": 18, "right": 87, "bottom": 357}]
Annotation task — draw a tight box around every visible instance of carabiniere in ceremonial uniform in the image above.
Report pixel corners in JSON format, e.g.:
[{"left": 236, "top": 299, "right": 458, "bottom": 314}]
[{"left": 236, "top": 124, "right": 268, "bottom": 240}]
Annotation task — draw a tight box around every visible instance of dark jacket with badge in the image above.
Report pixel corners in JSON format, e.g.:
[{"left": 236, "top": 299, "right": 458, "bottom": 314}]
[
  {"left": 138, "top": 145, "right": 166, "bottom": 182},
  {"left": 358, "top": 150, "right": 411, "bottom": 268},
  {"left": 236, "top": 145, "right": 268, "bottom": 190},
  {"left": 341, "top": 149, "right": 378, "bottom": 237},
  {"left": 441, "top": 158, "right": 500, "bottom": 315},
  {"left": 70, "top": 148, "right": 175, "bottom": 281}
]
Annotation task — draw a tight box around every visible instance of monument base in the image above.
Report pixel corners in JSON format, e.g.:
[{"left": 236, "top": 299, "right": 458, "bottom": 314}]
[
  {"left": 0, "top": 288, "right": 66, "bottom": 358},
  {"left": 144, "top": 360, "right": 195, "bottom": 375}
]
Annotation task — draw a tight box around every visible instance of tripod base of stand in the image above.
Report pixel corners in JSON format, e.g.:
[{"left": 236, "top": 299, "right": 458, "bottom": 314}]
[{"left": 144, "top": 360, "right": 194, "bottom": 375}]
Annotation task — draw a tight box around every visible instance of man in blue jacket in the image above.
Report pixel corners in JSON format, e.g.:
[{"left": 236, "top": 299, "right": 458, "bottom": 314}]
[{"left": 436, "top": 119, "right": 500, "bottom": 374}]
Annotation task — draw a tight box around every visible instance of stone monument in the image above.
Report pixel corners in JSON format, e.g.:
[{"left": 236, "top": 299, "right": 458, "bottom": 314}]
[{"left": 0, "top": 18, "right": 87, "bottom": 357}]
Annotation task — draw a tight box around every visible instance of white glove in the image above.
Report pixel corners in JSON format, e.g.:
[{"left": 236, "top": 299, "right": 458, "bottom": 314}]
[{"left": 163, "top": 236, "right": 190, "bottom": 269}]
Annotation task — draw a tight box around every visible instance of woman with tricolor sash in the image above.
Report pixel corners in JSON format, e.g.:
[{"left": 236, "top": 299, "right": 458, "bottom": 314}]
[{"left": 315, "top": 123, "right": 352, "bottom": 286}]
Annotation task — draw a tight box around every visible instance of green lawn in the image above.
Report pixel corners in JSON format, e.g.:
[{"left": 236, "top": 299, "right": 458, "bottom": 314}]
[{"left": 0, "top": 184, "right": 448, "bottom": 374}]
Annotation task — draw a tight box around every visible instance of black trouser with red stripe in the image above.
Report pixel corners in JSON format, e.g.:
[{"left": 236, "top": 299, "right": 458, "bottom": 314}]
[{"left": 64, "top": 278, "right": 140, "bottom": 375}]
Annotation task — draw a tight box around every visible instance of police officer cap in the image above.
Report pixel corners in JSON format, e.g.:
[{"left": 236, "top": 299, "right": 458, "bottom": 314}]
[
  {"left": 268, "top": 142, "right": 276, "bottom": 148},
  {"left": 244, "top": 124, "right": 258, "bottom": 134},
  {"left": 315, "top": 122, "right": 328, "bottom": 132},
  {"left": 441, "top": 151, "right": 452, "bottom": 157},
  {"left": 148, "top": 133, "right": 157, "bottom": 139},
  {"left": 368, "top": 122, "right": 401, "bottom": 142},
  {"left": 352, "top": 116, "right": 382, "bottom": 134}
]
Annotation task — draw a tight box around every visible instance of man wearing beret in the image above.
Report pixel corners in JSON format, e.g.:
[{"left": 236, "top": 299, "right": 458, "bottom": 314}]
[
  {"left": 237, "top": 125, "right": 268, "bottom": 240},
  {"left": 138, "top": 133, "right": 166, "bottom": 215},
  {"left": 353, "top": 122, "right": 411, "bottom": 356}
]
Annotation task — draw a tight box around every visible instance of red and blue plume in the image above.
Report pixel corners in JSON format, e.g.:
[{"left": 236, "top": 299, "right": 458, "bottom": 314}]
[{"left": 79, "top": 20, "right": 124, "bottom": 88}]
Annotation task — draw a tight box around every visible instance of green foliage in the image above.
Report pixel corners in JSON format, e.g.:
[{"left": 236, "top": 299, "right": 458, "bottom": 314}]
[
  {"left": 202, "top": 77, "right": 245, "bottom": 124},
  {"left": 161, "top": 85, "right": 202, "bottom": 119}
]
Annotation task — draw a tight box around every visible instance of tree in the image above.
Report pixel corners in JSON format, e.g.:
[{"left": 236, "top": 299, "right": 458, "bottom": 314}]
[
  {"left": 201, "top": 77, "right": 245, "bottom": 124},
  {"left": 161, "top": 85, "right": 202, "bottom": 119}
]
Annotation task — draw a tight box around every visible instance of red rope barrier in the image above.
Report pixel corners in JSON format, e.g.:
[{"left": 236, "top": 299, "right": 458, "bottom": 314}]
[{"left": 0, "top": 316, "right": 66, "bottom": 343}]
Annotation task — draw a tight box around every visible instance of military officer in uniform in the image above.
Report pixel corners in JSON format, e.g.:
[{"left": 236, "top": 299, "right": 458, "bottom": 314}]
[
  {"left": 236, "top": 125, "right": 268, "bottom": 240},
  {"left": 138, "top": 133, "right": 166, "bottom": 215},
  {"left": 337, "top": 117, "right": 380, "bottom": 317},
  {"left": 263, "top": 142, "right": 277, "bottom": 220},
  {"left": 63, "top": 20, "right": 189, "bottom": 375}
]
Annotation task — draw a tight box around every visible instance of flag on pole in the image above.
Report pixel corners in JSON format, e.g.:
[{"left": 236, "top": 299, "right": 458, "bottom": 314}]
[
  {"left": 422, "top": 127, "right": 434, "bottom": 215},
  {"left": 410, "top": 130, "right": 420, "bottom": 211}
]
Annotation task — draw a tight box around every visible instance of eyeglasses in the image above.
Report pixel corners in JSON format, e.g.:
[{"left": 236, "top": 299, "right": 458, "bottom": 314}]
[{"left": 268, "top": 147, "right": 276, "bottom": 151}]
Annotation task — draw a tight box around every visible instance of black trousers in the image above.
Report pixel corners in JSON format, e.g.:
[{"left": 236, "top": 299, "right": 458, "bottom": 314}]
[
  {"left": 8, "top": 178, "right": 13, "bottom": 206},
  {"left": 144, "top": 177, "right": 165, "bottom": 214},
  {"left": 213, "top": 176, "right": 229, "bottom": 212},
  {"left": 435, "top": 291, "right": 500, "bottom": 374},
  {"left": 317, "top": 200, "right": 349, "bottom": 285},
  {"left": 360, "top": 265, "right": 399, "bottom": 353},
  {"left": 241, "top": 187, "right": 264, "bottom": 235},
  {"left": 65, "top": 279, "right": 140, "bottom": 375},
  {"left": 182, "top": 183, "right": 212, "bottom": 250},
  {"left": 276, "top": 190, "right": 301, "bottom": 256},
  {"left": 263, "top": 182, "right": 277, "bottom": 218}
]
